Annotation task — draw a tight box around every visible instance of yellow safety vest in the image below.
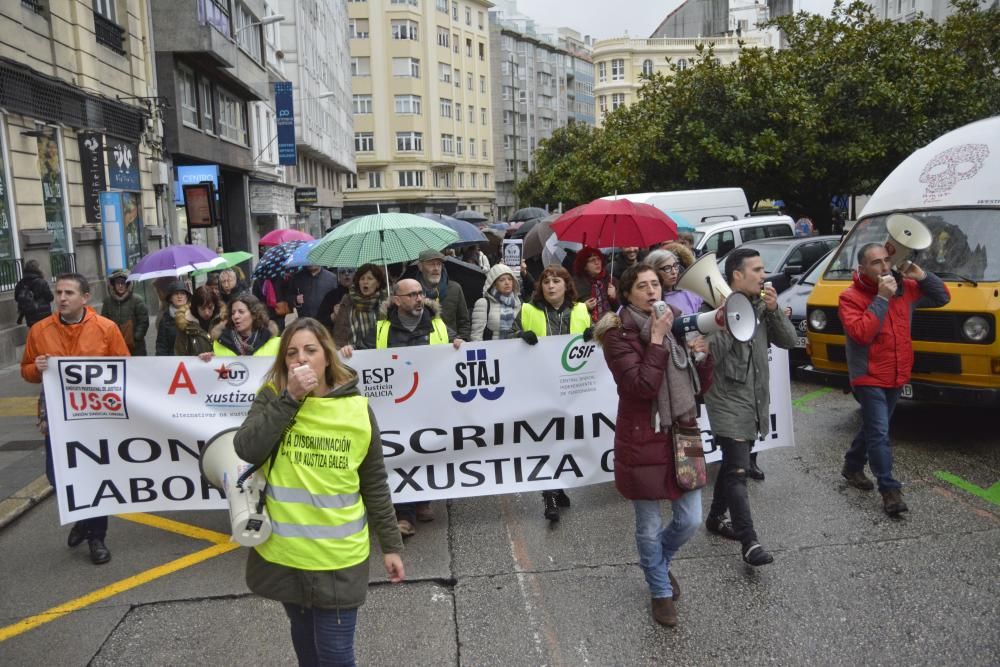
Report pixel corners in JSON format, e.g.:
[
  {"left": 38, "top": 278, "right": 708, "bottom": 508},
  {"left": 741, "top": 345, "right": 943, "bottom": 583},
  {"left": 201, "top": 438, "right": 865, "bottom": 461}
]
[
  {"left": 375, "top": 317, "right": 449, "bottom": 348},
  {"left": 213, "top": 335, "right": 281, "bottom": 357},
  {"left": 255, "top": 393, "right": 372, "bottom": 571},
  {"left": 519, "top": 302, "right": 590, "bottom": 338}
]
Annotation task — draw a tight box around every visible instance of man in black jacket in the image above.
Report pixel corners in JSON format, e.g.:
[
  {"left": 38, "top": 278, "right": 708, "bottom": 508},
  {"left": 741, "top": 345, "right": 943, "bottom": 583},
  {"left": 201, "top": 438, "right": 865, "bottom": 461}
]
[{"left": 14, "top": 259, "right": 53, "bottom": 327}]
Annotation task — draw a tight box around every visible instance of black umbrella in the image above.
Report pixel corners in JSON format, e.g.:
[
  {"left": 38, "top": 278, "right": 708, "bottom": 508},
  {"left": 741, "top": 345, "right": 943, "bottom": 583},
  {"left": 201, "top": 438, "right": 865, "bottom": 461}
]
[
  {"left": 522, "top": 214, "right": 561, "bottom": 259},
  {"left": 510, "top": 207, "right": 549, "bottom": 222},
  {"left": 453, "top": 209, "right": 488, "bottom": 223},
  {"left": 509, "top": 218, "right": 542, "bottom": 239}
]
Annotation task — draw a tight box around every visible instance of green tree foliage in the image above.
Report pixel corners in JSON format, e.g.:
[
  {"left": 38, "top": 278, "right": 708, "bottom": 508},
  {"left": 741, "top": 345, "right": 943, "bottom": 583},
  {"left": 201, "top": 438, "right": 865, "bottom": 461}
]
[{"left": 516, "top": 1, "right": 1000, "bottom": 229}]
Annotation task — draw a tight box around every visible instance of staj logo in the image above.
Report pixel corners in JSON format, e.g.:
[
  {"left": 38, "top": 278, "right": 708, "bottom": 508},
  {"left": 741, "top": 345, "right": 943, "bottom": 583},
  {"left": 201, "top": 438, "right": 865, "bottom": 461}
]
[
  {"left": 361, "top": 354, "right": 420, "bottom": 403},
  {"left": 561, "top": 335, "right": 598, "bottom": 373},
  {"left": 58, "top": 359, "right": 128, "bottom": 421},
  {"left": 451, "top": 348, "right": 504, "bottom": 402}
]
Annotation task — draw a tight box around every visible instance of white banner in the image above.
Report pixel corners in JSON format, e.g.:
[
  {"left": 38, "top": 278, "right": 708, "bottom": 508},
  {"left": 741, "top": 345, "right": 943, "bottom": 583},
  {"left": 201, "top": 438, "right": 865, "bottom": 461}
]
[{"left": 42, "top": 337, "right": 794, "bottom": 524}]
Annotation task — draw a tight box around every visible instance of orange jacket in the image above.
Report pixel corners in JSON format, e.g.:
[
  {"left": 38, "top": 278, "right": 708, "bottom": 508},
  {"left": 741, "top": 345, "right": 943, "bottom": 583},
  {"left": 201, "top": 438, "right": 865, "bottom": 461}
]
[{"left": 21, "top": 307, "right": 130, "bottom": 383}]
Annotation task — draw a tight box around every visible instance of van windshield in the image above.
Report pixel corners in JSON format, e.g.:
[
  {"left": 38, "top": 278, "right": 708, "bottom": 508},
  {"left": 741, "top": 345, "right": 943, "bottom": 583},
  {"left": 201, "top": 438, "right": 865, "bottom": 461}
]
[{"left": 824, "top": 209, "right": 1000, "bottom": 282}]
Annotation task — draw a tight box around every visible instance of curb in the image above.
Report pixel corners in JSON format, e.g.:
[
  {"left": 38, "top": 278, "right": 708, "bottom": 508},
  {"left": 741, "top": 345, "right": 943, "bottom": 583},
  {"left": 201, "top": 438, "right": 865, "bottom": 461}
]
[{"left": 0, "top": 475, "right": 53, "bottom": 530}]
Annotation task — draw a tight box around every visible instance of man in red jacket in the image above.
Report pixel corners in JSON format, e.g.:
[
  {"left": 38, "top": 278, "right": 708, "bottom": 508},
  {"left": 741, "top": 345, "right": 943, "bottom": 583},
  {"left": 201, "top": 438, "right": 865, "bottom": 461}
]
[{"left": 838, "top": 243, "right": 949, "bottom": 516}]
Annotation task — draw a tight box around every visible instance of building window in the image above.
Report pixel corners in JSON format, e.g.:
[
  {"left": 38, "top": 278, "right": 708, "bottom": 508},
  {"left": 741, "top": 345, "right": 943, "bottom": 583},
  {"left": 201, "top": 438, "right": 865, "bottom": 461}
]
[
  {"left": 441, "top": 134, "right": 454, "bottom": 154},
  {"left": 483, "top": 173, "right": 489, "bottom": 188},
  {"left": 503, "top": 135, "right": 512, "bottom": 149},
  {"left": 470, "top": 172, "right": 477, "bottom": 188},
  {"left": 367, "top": 171, "right": 383, "bottom": 188},
  {"left": 439, "top": 62, "right": 452, "bottom": 83},
  {"left": 391, "top": 19, "right": 419, "bottom": 41},
  {"left": 642, "top": 59, "right": 653, "bottom": 76},
  {"left": 677, "top": 58, "right": 688, "bottom": 70},
  {"left": 351, "top": 57, "right": 371, "bottom": 77},
  {"left": 468, "top": 105, "right": 474, "bottom": 123},
  {"left": 350, "top": 18, "right": 369, "bottom": 38},
  {"left": 598, "top": 95, "right": 607, "bottom": 115},
  {"left": 394, "top": 94, "right": 422, "bottom": 114},
  {"left": 93, "top": 0, "right": 126, "bottom": 54},
  {"left": 389, "top": 0, "right": 418, "bottom": 5},
  {"left": 436, "top": 0, "right": 447, "bottom": 10},
  {"left": 611, "top": 59, "right": 624, "bottom": 80},
  {"left": 457, "top": 172, "right": 464, "bottom": 188},
  {"left": 235, "top": 4, "right": 263, "bottom": 62},
  {"left": 454, "top": 68, "right": 460, "bottom": 87},
  {"left": 481, "top": 107, "right": 488, "bottom": 124},
  {"left": 345, "top": 173, "right": 358, "bottom": 190},
  {"left": 505, "top": 159, "right": 514, "bottom": 173},
  {"left": 396, "top": 131, "right": 423, "bottom": 152},
  {"left": 481, "top": 142, "right": 487, "bottom": 158},
  {"left": 469, "top": 138, "right": 475, "bottom": 156},
  {"left": 478, "top": 11, "right": 484, "bottom": 29},
  {"left": 352, "top": 94, "right": 373, "bottom": 114},
  {"left": 465, "top": 6, "right": 471, "bottom": 25},
  {"left": 598, "top": 61, "right": 606, "bottom": 82},
  {"left": 440, "top": 98, "right": 452, "bottom": 118},
  {"left": 453, "top": 34, "right": 459, "bottom": 54},
  {"left": 398, "top": 170, "right": 424, "bottom": 187},
  {"left": 480, "top": 75, "right": 486, "bottom": 93},
  {"left": 392, "top": 57, "right": 420, "bottom": 78},
  {"left": 456, "top": 136, "right": 463, "bottom": 156},
  {"left": 455, "top": 104, "right": 462, "bottom": 122},
  {"left": 93, "top": 0, "right": 117, "bottom": 22},
  {"left": 467, "top": 72, "right": 473, "bottom": 90},
  {"left": 434, "top": 171, "right": 452, "bottom": 188},
  {"left": 217, "top": 88, "right": 248, "bottom": 145},
  {"left": 502, "top": 86, "right": 513, "bottom": 101},
  {"left": 355, "top": 132, "right": 374, "bottom": 152},
  {"left": 611, "top": 93, "right": 625, "bottom": 110},
  {"left": 437, "top": 27, "right": 450, "bottom": 48},
  {"left": 466, "top": 38, "right": 472, "bottom": 57},
  {"left": 178, "top": 66, "right": 199, "bottom": 127},
  {"left": 200, "top": 78, "right": 214, "bottom": 132},
  {"left": 478, "top": 42, "right": 485, "bottom": 61},
  {"left": 452, "top": 1, "right": 458, "bottom": 19}
]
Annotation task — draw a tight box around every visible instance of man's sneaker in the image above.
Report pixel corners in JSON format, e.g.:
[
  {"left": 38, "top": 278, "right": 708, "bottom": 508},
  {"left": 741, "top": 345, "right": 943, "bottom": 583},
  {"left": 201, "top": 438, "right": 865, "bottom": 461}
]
[
  {"left": 742, "top": 541, "right": 774, "bottom": 567},
  {"left": 881, "top": 488, "right": 909, "bottom": 516},
  {"left": 705, "top": 515, "right": 738, "bottom": 541},
  {"left": 841, "top": 465, "right": 875, "bottom": 491}
]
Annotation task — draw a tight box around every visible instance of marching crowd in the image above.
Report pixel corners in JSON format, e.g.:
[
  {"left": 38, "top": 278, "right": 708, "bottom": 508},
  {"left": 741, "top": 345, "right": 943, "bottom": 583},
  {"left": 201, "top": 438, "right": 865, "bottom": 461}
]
[{"left": 17, "top": 231, "right": 948, "bottom": 665}]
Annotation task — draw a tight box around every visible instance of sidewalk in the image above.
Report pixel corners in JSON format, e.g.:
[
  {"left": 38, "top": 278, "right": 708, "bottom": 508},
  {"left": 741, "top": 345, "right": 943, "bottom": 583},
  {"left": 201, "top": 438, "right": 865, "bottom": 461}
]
[{"left": 0, "top": 360, "right": 51, "bottom": 529}]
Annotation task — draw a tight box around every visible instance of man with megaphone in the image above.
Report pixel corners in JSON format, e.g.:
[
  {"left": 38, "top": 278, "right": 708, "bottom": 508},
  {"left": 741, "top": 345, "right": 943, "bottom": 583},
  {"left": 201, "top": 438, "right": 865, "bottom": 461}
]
[{"left": 701, "top": 248, "right": 798, "bottom": 566}]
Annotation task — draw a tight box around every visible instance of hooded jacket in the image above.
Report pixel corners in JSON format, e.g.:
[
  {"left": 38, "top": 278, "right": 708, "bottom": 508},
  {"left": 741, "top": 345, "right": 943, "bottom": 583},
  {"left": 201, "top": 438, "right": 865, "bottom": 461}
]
[
  {"left": 839, "top": 270, "right": 949, "bottom": 388},
  {"left": 234, "top": 375, "right": 402, "bottom": 610},
  {"left": 375, "top": 298, "right": 448, "bottom": 348},
  {"left": 14, "top": 265, "right": 53, "bottom": 326},
  {"left": 174, "top": 302, "right": 227, "bottom": 356},
  {"left": 417, "top": 269, "right": 470, "bottom": 341},
  {"left": 21, "top": 307, "right": 130, "bottom": 383},
  {"left": 595, "top": 309, "right": 714, "bottom": 500},
  {"left": 572, "top": 247, "right": 617, "bottom": 322},
  {"left": 102, "top": 273, "right": 150, "bottom": 355},
  {"left": 471, "top": 264, "right": 522, "bottom": 341},
  {"left": 211, "top": 318, "right": 280, "bottom": 356}
]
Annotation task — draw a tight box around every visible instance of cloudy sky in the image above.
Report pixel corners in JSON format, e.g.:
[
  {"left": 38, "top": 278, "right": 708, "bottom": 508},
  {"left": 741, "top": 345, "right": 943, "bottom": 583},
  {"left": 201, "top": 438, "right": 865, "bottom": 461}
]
[{"left": 516, "top": 0, "right": 837, "bottom": 42}]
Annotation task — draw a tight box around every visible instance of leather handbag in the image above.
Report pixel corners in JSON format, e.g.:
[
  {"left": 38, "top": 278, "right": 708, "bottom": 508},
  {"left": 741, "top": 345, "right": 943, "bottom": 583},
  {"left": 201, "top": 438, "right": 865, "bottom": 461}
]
[
  {"left": 273, "top": 300, "right": 291, "bottom": 316},
  {"left": 672, "top": 422, "right": 707, "bottom": 491}
]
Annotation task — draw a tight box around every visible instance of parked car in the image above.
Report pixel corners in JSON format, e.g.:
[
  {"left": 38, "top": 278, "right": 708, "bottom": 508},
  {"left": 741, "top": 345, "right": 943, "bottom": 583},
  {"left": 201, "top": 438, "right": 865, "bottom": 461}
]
[
  {"left": 778, "top": 249, "right": 835, "bottom": 367},
  {"left": 693, "top": 215, "right": 796, "bottom": 258},
  {"left": 716, "top": 235, "right": 841, "bottom": 294}
]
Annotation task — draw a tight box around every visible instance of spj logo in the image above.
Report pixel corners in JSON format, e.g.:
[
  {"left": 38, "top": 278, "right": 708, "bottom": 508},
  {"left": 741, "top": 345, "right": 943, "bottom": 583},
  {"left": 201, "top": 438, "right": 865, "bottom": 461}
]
[
  {"left": 58, "top": 359, "right": 128, "bottom": 420},
  {"left": 452, "top": 348, "right": 504, "bottom": 402},
  {"left": 362, "top": 354, "right": 419, "bottom": 403},
  {"left": 561, "top": 335, "right": 597, "bottom": 372}
]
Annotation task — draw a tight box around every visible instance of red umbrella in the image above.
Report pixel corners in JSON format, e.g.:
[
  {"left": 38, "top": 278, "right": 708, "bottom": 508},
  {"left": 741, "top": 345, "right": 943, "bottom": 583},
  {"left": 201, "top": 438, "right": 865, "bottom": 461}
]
[
  {"left": 551, "top": 198, "right": 678, "bottom": 249},
  {"left": 259, "top": 228, "right": 314, "bottom": 247}
]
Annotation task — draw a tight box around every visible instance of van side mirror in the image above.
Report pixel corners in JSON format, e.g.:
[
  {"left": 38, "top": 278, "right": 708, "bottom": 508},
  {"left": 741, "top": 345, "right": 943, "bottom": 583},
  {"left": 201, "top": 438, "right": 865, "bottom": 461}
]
[{"left": 783, "top": 265, "right": 804, "bottom": 278}]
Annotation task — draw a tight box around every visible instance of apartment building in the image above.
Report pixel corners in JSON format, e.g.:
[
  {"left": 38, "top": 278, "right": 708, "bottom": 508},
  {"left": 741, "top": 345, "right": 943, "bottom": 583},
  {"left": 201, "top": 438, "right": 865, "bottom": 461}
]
[
  {"left": 0, "top": 0, "right": 164, "bottom": 363},
  {"left": 555, "top": 28, "right": 595, "bottom": 127},
  {"left": 344, "top": 0, "right": 496, "bottom": 218},
  {"left": 867, "top": 0, "right": 995, "bottom": 23}
]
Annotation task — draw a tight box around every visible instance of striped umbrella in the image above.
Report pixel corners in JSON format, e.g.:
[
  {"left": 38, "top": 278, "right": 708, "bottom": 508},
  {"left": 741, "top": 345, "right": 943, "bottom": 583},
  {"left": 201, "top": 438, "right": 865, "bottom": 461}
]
[{"left": 305, "top": 213, "right": 458, "bottom": 268}]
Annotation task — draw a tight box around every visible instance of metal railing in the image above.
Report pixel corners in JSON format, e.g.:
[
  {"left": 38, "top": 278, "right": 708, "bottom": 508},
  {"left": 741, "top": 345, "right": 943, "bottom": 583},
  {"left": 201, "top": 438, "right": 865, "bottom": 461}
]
[
  {"left": 0, "top": 257, "right": 22, "bottom": 293},
  {"left": 94, "top": 11, "right": 126, "bottom": 55},
  {"left": 49, "top": 252, "right": 76, "bottom": 278}
]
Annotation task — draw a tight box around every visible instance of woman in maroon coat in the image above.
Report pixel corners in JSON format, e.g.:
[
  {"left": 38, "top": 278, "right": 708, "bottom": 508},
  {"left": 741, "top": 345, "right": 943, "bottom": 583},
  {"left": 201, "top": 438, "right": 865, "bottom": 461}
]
[{"left": 594, "top": 263, "right": 713, "bottom": 628}]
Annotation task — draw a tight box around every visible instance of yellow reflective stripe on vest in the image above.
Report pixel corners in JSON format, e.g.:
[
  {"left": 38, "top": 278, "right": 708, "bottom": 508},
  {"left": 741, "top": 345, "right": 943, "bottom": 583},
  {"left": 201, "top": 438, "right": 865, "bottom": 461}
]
[
  {"left": 255, "top": 394, "right": 372, "bottom": 571},
  {"left": 212, "top": 335, "right": 281, "bottom": 357},
  {"left": 520, "top": 302, "right": 591, "bottom": 337},
  {"left": 376, "top": 317, "right": 449, "bottom": 348}
]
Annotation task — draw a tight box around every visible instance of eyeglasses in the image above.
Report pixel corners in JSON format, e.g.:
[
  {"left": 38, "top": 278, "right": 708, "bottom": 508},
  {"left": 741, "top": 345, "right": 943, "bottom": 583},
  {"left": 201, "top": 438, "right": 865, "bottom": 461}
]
[
  {"left": 660, "top": 264, "right": 680, "bottom": 272},
  {"left": 397, "top": 291, "right": 424, "bottom": 299}
]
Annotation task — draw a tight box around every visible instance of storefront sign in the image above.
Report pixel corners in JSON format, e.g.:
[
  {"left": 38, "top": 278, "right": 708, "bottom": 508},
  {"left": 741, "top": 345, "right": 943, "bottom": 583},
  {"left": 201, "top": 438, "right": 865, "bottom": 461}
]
[
  {"left": 36, "top": 134, "right": 69, "bottom": 255},
  {"left": 274, "top": 81, "right": 296, "bottom": 166},
  {"left": 77, "top": 132, "right": 107, "bottom": 224},
  {"left": 99, "top": 191, "right": 127, "bottom": 273},
  {"left": 107, "top": 139, "right": 140, "bottom": 191},
  {"left": 184, "top": 183, "right": 216, "bottom": 228},
  {"left": 175, "top": 164, "right": 220, "bottom": 205},
  {"left": 249, "top": 181, "right": 296, "bottom": 215},
  {"left": 295, "top": 187, "right": 318, "bottom": 207}
]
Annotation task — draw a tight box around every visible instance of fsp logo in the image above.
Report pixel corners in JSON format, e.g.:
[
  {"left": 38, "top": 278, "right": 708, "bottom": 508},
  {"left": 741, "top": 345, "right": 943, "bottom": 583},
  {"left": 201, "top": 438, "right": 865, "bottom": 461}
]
[{"left": 451, "top": 348, "right": 504, "bottom": 403}]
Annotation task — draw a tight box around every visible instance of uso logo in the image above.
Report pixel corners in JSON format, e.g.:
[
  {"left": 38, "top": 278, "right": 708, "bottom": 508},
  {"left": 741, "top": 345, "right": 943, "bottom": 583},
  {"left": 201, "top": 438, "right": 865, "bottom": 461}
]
[{"left": 58, "top": 359, "right": 128, "bottom": 420}]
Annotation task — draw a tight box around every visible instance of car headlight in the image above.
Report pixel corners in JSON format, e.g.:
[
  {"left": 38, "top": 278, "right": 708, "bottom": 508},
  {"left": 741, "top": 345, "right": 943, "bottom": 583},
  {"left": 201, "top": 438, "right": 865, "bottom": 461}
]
[
  {"left": 809, "top": 309, "right": 827, "bottom": 331},
  {"left": 962, "top": 315, "right": 990, "bottom": 342}
]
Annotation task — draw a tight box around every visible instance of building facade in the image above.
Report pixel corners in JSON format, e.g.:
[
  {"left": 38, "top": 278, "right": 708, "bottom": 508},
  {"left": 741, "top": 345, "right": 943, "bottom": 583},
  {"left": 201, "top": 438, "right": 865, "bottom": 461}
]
[
  {"left": 488, "top": 14, "right": 571, "bottom": 219},
  {"left": 0, "top": 0, "right": 164, "bottom": 363},
  {"left": 868, "top": 0, "right": 996, "bottom": 23},
  {"left": 343, "top": 0, "right": 496, "bottom": 218},
  {"left": 556, "top": 28, "right": 595, "bottom": 127},
  {"left": 591, "top": 34, "right": 771, "bottom": 127}
]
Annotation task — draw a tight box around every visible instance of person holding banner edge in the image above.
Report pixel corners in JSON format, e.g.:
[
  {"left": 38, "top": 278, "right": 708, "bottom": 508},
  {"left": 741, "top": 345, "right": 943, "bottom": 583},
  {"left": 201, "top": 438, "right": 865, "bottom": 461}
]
[
  {"left": 595, "top": 263, "right": 713, "bottom": 627},
  {"left": 21, "top": 273, "right": 130, "bottom": 565},
  {"left": 234, "top": 317, "right": 404, "bottom": 667},
  {"left": 511, "top": 264, "right": 591, "bottom": 522}
]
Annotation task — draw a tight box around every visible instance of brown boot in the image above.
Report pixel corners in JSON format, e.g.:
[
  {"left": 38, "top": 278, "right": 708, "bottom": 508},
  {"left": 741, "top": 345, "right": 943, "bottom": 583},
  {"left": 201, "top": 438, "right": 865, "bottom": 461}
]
[
  {"left": 651, "top": 597, "right": 678, "bottom": 627},
  {"left": 881, "top": 488, "right": 909, "bottom": 516}
]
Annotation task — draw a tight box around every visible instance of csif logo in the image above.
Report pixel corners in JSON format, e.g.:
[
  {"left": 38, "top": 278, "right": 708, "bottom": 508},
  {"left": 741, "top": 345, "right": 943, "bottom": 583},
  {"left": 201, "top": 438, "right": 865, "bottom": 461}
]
[
  {"left": 561, "top": 335, "right": 598, "bottom": 373},
  {"left": 452, "top": 348, "right": 504, "bottom": 402}
]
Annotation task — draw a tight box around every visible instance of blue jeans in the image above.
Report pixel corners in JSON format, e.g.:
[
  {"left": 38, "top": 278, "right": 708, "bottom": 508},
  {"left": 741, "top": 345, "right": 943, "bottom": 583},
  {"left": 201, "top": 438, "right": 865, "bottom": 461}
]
[
  {"left": 632, "top": 489, "right": 702, "bottom": 599},
  {"left": 845, "top": 386, "right": 902, "bottom": 492},
  {"left": 283, "top": 604, "right": 358, "bottom": 667}
]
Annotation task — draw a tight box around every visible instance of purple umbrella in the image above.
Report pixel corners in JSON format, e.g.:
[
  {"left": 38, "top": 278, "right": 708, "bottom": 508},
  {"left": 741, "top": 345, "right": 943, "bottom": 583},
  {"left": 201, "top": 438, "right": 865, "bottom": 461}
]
[{"left": 128, "top": 245, "right": 224, "bottom": 281}]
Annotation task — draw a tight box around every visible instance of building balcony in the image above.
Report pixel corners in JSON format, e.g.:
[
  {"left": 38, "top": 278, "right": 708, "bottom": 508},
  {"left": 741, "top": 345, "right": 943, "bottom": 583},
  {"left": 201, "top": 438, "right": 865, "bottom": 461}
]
[{"left": 151, "top": 0, "right": 239, "bottom": 67}]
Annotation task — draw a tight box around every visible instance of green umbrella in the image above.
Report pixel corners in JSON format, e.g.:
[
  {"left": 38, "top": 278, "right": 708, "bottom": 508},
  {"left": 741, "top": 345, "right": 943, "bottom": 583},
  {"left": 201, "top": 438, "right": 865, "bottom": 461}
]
[
  {"left": 306, "top": 213, "right": 458, "bottom": 268},
  {"left": 190, "top": 251, "right": 253, "bottom": 276}
]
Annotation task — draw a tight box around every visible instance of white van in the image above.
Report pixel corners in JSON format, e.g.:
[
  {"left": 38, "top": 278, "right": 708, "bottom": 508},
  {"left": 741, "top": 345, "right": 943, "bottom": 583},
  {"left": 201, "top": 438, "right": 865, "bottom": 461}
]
[
  {"left": 692, "top": 215, "right": 795, "bottom": 258},
  {"left": 603, "top": 188, "right": 750, "bottom": 224}
]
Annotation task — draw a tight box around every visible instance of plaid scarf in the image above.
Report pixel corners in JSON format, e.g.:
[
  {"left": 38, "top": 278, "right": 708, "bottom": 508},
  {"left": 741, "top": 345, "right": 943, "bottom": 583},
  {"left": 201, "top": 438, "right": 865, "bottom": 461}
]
[{"left": 348, "top": 286, "right": 382, "bottom": 349}]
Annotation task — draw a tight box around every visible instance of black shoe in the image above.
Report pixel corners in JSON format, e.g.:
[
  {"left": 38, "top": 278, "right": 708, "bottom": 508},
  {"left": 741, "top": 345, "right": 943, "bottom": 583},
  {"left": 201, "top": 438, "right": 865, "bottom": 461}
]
[
  {"left": 67, "top": 523, "right": 86, "bottom": 548},
  {"left": 747, "top": 460, "right": 765, "bottom": 481},
  {"left": 742, "top": 541, "right": 774, "bottom": 567},
  {"left": 668, "top": 571, "right": 681, "bottom": 601},
  {"left": 841, "top": 465, "right": 875, "bottom": 491},
  {"left": 555, "top": 490, "right": 571, "bottom": 508},
  {"left": 542, "top": 492, "right": 560, "bottom": 522},
  {"left": 88, "top": 538, "right": 111, "bottom": 565},
  {"left": 881, "top": 488, "right": 909, "bottom": 516},
  {"left": 705, "top": 515, "right": 738, "bottom": 541}
]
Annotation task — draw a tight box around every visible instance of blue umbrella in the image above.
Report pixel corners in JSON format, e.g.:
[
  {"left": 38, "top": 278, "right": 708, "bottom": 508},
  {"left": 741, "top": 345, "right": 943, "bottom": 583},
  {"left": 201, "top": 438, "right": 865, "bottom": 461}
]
[
  {"left": 285, "top": 239, "right": 322, "bottom": 268},
  {"left": 417, "top": 213, "right": 487, "bottom": 247},
  {"left": 251, "top": 240, "right": 308, "bottom": 280}
]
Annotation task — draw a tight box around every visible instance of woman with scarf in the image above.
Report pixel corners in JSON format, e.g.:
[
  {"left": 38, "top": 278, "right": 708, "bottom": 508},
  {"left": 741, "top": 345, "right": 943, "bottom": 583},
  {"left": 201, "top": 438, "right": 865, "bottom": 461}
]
[
  {"left": 594, "top": 263, "right": 713, "bottom": 628},
  {"left": 332, "top": 263, "right": 386, "bottom": 357},
  {"left": 199, "top": 293, "right": 280, "bottom": 359},
  {"left": 174, "top": 286, "right": 227, "bottom": 355},
  {"left": 155, "top": 281, "right": 191, "bottom": 356},
  {"left": 470, "top": 264, "right": 522, "bottom": 341},
  {"left": 511, "top": 264, "right": 591, "bottom": 522},
  {"left": 573, "top": 246, "right": 617, "bottom": 323},
  {"left": 645, "top": 248, "right": 704, "bottom": 315}
]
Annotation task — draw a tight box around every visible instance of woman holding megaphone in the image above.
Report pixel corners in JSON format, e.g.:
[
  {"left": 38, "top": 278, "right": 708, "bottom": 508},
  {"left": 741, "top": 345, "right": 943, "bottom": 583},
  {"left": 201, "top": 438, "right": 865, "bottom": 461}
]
[{"left": 234, "top": 318, "right": 404, "bottom": 666}]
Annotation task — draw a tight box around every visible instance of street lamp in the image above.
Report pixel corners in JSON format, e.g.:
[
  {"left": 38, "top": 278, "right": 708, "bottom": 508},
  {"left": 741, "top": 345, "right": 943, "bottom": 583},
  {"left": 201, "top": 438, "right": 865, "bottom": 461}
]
[{"left": 234, "top": 13, "right": 285, "bottom": 38}]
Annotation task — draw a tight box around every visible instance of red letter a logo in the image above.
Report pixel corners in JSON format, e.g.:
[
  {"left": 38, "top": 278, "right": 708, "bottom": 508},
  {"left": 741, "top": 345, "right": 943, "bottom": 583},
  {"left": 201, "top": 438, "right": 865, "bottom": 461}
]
[{"left": 168, "top": 362, "right": 197, "bottom": 395}]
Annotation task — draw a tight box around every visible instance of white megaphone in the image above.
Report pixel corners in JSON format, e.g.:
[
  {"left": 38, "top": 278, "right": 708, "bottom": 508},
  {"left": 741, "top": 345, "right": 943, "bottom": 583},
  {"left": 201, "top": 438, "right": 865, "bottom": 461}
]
[
  {"left": 885, "top": 213, "right": 932, "bottom": 268},
  {"left": 672, "top": 252, "right": 757, "bottom": 343},
  {"left": 200, "top": 428, "right": 272, "bottom": 547}
]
